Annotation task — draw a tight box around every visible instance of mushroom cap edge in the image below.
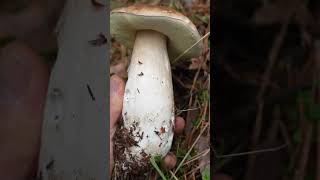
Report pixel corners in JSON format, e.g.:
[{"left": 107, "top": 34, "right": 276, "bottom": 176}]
[{"left": 110, "top": 5, "right": 203, "bottom": 61}]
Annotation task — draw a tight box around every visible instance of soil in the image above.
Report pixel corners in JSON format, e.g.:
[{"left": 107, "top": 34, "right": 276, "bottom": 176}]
[{"left": 112, "top": 117, "right": 152, "bottom": 179}]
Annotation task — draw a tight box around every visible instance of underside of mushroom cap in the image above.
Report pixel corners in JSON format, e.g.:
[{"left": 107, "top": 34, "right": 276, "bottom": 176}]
[{"left": 110, "top": 5, "right": 202, "bottom": 61}]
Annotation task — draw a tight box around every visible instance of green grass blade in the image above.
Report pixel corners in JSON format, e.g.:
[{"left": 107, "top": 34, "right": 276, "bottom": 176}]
[{"left": 150, "top": 156, "right": 168, "bottom": 180}]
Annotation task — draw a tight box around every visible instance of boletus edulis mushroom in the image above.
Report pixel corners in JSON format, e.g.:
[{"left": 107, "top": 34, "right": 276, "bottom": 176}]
[{"left": 110, "top": 5, "right": 202, "bottom": 173}]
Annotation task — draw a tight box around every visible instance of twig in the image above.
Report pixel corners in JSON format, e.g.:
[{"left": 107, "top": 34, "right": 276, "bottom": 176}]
[
  {"left": 185, "top": 34, "right": 210, "bottom": 142},
  {"left": 213, "top": 144, "right": 246, "bottom": 172},
  {"left": 292, "top": 91, "right": 312, "bottom": 180},
  {"left": 214, "top": 119, "right": 290, "bottom": 173},
  {"left": 169, "top": 171, "right": 179, "bottom": 180},
  {"left": 196, "top": 100, "right": 208, "bottom": 129},
  {"left": 183, "top": 149, "right": 210, "bottom": 166},
  {"left": 172, "top": 32, "right": 210, "bottom": 64},
  {"left": 176, "top": 106, "right": 200, "bottom": 116},
  {"left": 218, "top": 56, "right": 279, "bottom": 89},
  {"left": 313, "top": 40, "right": 320, "bottom": 180},
  {"left": 187, "top": 94, "right": 208, "bottom": 147},
  {"left": 296, "top": 52, "right": 315, "bottom": 83},
  {"left": 279, "top": 120, "right": 292, "bottom": 153},
  {"left": 184, "top": 161, "right": 210, "bottom": 177},
  {"left": 293, "top": 119, "right": 312, "bottom": 180},
  {"left": 170, "top": 123, "right": 209, "bottom": 179},
  {"left": 214, "top": 142, "right": 288, "bottom": 158},
  {"left": 185, "top": 57, "right": 204, "bottom": 141},
  {"left": 176, "top": 107, "right": 200, "bottom": 112},
  {"left": 172, "top": 74, "right": 193, "bottom": 89},
  {"left": 267, "top": 105, "right": 280, "bottom": 142},
  {"left": 287, "top": 143, "right": 301, "bottom": 180},
  {"left": 245, "top": 0, "right": 302, "bottom": 178}
]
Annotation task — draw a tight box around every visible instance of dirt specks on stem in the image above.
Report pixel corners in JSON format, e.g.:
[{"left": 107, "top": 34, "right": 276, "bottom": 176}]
[{"left": 113, "top": 118, "right": 151, "bottom": 179}]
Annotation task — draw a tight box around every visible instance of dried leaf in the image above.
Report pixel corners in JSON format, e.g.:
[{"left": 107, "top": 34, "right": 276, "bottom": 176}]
[
  {"left": 196, "top": 135, "right": 210, "bottom": 173},
  {"left": 188, "top": 57, "right": 207, "bottom": 70}
]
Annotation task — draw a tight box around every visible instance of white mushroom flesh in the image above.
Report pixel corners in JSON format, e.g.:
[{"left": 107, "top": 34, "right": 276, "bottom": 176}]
[{"left": 122, "top": 30, "right": 175, "bottom": 165}]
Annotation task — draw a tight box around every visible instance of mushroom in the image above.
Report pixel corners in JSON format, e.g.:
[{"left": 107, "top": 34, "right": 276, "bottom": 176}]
[{"left": 110, "top": 5, "right": 202, "bottom": 172}]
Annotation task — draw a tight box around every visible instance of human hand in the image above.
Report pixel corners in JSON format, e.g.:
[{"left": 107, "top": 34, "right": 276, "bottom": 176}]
[
  {"left": 109, "top": 74, "right": 186, "bottom": 174},
  {"left": 0, "top": 42, "right": 49, "bottom": 179}
]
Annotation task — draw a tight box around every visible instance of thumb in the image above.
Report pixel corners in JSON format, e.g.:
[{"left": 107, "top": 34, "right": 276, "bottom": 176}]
[
  {"left": 109, "top": 75, "right": 125, "bottom": 174},
  {"left": 110, "top": 75, "right": 125, "bottom": 135}
]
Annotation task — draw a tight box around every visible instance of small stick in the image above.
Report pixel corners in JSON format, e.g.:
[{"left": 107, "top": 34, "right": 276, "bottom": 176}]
[
  {"left": 246, "top": 0, "right": 302, "bottom": 178},
  {"left": 170, "top": 123, "right": 209, "bottom": 179},
  {"left": 313, "top": 40, "right": 320, "bottom": 180},
  {"left": 293, "top": 118, "right": 312, "bottom": 180}
]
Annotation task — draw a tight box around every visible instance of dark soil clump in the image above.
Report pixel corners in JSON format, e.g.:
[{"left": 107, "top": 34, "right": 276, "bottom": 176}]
[{"left": 112, "top": 118, "right": 152, "bottom": 179}]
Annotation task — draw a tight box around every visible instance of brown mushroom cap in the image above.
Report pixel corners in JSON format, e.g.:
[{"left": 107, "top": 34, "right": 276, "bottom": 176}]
[{"left": 110, "top": 5, "right": 202, "bottom": 61}]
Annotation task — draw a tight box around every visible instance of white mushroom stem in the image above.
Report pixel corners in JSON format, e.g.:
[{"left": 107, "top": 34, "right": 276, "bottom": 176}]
[{"left": 122, "top": 30, "right": 175, "bottom": 164}]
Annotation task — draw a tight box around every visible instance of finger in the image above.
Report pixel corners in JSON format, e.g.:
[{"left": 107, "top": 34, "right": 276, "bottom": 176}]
[
  {"left": 174, "top": 116, "right": 185, "bottom": 134},
  {"left": 163, "top": 152, "right": 177, "bottom": 170},
  {"left": 109, "top": 74, "right": 125, "bottom": 174},
  {"left": 0, "top": 41, "right": 49, "bottom": 179},
  {"left": 109, "top": 74, "right": 125, "bottom": 132}
]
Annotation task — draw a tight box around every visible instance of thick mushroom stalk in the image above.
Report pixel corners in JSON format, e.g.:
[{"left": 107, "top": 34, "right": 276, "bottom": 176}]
[{"left": 122, "top": 30, "right": 175, "bottom": 168}]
